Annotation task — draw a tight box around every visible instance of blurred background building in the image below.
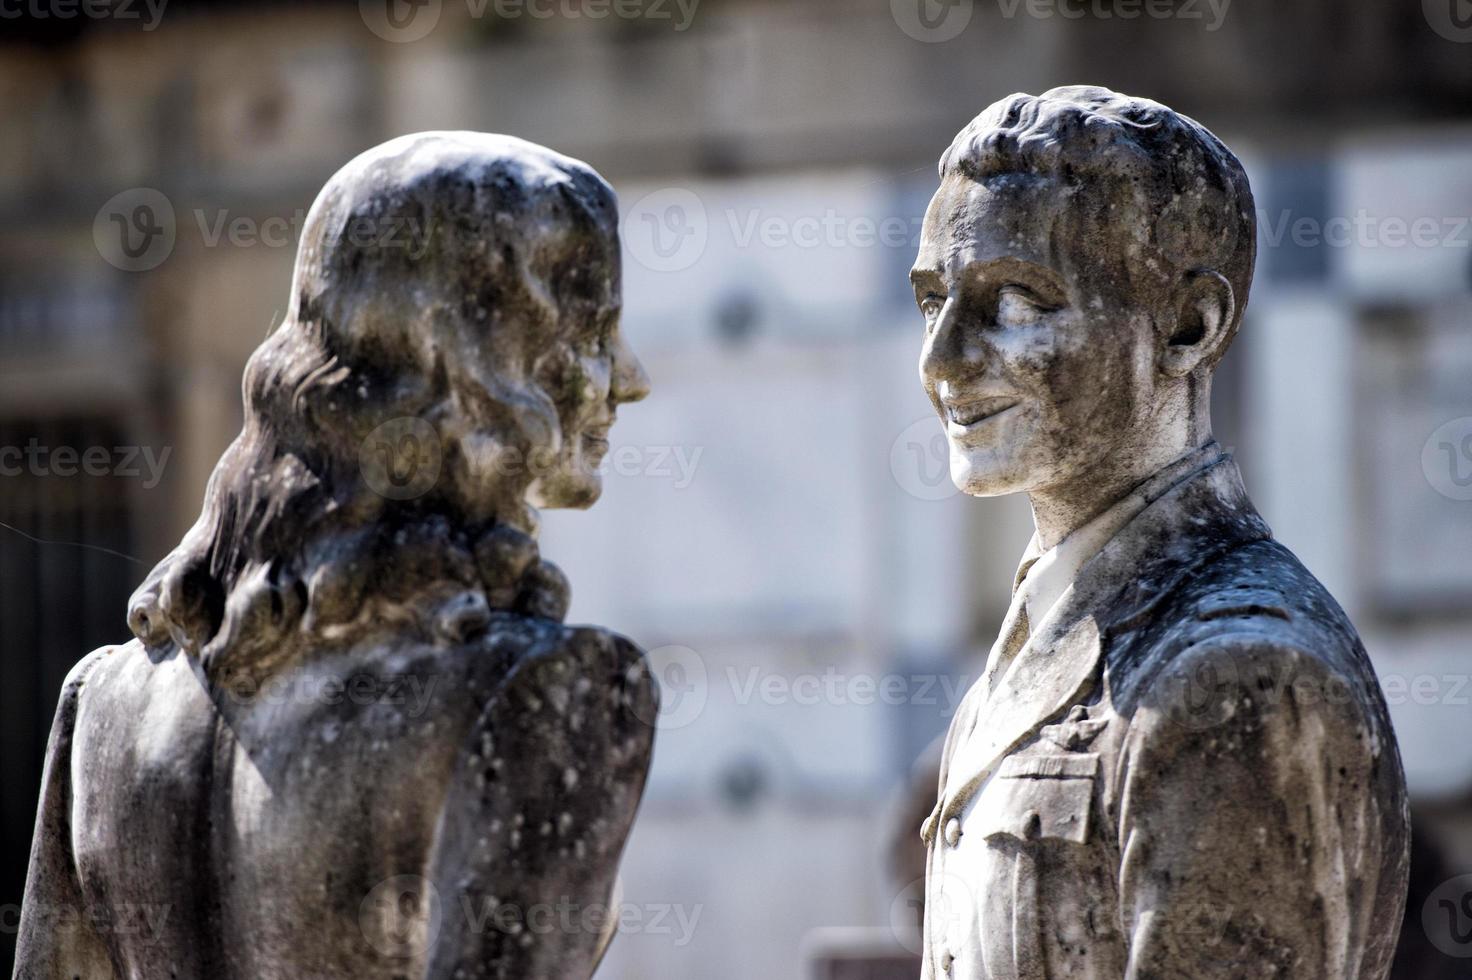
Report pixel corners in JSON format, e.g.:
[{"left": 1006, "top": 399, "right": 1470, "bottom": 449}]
[{"left": 2, "top": 0, "right": 1471, "bottom": 976}]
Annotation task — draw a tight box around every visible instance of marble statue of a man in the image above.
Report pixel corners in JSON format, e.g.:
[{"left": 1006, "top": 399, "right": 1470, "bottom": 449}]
[
  {"left": 15, "top": 133, "right": 657, "bottom": 979},
  {"left": 910, "top": 87, "right": 1410, "bottom": 979}
]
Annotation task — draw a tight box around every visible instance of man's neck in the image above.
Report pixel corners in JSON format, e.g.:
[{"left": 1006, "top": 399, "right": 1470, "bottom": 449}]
[{"left": 1028, "top": 438, "right": 1215, "bottom": 550}]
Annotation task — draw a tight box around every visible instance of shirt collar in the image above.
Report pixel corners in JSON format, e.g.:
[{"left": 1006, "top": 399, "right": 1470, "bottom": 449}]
[{"left": 1012, "top": 440, "right": 1228, "bottom": 630}]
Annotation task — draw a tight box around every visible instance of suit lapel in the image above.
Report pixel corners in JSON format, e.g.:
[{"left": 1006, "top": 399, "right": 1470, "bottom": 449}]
[
  {"left": 938, "top": 595, "right": 1103, "bottom": 821},
  {"left": 935, "top": 454, "right": 1272, "bottom": 822}
]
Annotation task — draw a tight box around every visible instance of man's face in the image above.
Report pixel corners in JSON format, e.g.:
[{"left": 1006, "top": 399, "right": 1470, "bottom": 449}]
[{"left": 910, "top": 171, "right": 1161, "bottom": 498}]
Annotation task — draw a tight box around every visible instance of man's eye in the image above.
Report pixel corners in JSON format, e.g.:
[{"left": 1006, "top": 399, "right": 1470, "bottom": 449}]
[
  {"left": 919, "top": 296, "right": 945, "bottom": 320},
  {"left": 996, "top": 287, "right": 1050, "bottom": 325}
]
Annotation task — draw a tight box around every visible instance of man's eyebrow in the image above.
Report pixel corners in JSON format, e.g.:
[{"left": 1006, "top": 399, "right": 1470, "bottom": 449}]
[
  {"left": 961, "top": 256, "right": 1066, "bottom": 294},
  {"left": 909, "top": 267, "right": 943, "bottom": 287}
]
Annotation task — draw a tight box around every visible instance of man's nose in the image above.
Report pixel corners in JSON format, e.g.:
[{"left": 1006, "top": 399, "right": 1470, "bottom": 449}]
[
  {"left": 610, "top": 332, "right": 651, "bottom": 404},
  {"left": 919, "top": 301, "right": 976, "bottom": 386}
]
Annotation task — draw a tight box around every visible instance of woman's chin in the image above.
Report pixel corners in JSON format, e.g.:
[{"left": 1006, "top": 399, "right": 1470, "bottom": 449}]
[{"left": 529, "top": 469, "right": 603, "bottom": 510}]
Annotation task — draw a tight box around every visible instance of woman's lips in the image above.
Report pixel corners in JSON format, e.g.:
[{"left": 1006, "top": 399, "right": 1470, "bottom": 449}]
[{"left": 581, "top": 422, "right": 613, "bottom": 454}]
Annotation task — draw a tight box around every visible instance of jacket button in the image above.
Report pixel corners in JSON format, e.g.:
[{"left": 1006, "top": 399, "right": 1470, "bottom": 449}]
[
  {"left": 941, "top": 950, "right": 955, "bottom": 973},
  {"left": 944, "top": 817, "right": 961, "bottom": 847}
]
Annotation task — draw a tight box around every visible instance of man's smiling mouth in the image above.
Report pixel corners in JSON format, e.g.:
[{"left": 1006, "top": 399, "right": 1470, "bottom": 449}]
[{"left": 945, "top": 397, "right": 1020, "bottom": 428}]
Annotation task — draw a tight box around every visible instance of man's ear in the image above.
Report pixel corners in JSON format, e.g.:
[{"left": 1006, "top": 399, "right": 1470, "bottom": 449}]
[{"left": 1159, "top": 269, "right": 1234, "bottom": 378}]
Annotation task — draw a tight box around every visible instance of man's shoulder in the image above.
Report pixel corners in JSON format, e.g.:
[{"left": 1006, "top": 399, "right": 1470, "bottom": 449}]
[
  {"left": 1107, "top": 538, "right": 1382, "bottom": 724},
  {"left": 1185, "top": 536, "right": 1353, "bottom": 621}
]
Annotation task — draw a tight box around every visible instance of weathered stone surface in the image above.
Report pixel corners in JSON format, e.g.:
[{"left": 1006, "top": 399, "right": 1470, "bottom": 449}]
[
  {"left": 910, "top": 87, "right": 1410, "bottom": 979},
  {"left": 14, "top": 133, "right": 656, "bottom": 979}
]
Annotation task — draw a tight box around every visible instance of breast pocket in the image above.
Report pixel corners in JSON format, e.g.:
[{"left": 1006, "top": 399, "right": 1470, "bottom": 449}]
[{"left": 974, "top": 753, "right": 1098, "bottom": 845}]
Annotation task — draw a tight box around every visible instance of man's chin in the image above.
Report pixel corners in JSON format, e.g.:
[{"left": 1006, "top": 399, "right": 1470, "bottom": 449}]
[
  {"left": 951, "top": 458, "right": 1024, "bottom": 498},
  {"left": 958, "top": 478, "right": 1010, "bottom": 498}
]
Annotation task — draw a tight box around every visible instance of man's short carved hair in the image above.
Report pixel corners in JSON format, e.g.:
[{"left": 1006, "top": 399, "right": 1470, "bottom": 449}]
[{"left": 939, "top": 85, "right": 1256, "bottom": 358}]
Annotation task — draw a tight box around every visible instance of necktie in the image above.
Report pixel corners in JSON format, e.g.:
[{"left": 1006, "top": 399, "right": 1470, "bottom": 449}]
[
  {"left": 969, "top": 556, "right": 1038, "bottom": 741},
  {"left": 981, "top": 597, "right": 1029, "bottom": 703}
]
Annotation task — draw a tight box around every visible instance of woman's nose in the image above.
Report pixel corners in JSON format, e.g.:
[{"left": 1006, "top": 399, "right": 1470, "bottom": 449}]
[{"left": 610, "top": 332, "right": 651, "bottom": 404}]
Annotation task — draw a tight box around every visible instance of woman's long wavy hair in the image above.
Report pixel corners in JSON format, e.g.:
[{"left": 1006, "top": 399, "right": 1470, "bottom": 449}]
[{"left": 126, "top": 133, "right": 620, "bottom": 683}]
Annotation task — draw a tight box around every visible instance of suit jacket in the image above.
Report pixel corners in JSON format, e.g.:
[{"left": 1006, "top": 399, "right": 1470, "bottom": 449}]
[{"left": 921, "top": 455, "right": 1409, "bottom": 980}]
